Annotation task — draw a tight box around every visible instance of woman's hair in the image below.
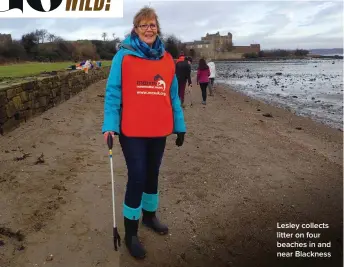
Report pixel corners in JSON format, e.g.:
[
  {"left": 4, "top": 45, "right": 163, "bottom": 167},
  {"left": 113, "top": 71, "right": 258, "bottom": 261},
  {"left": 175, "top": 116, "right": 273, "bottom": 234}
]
[
  {"left": 198, "top": 58, "right": 209, "bottom": 70},
  {"left": 131, "top": 6, "right": 161, "bottom": 35}
]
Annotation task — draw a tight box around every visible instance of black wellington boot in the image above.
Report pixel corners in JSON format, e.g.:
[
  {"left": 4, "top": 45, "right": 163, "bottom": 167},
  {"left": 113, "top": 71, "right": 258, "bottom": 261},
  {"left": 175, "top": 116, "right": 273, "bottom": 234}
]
[
  {"left": 124, "top": 218, "right": 146, "bottom": 259},
  {"left": 142, "top": 210, "right": 169, "bottom": 235}
]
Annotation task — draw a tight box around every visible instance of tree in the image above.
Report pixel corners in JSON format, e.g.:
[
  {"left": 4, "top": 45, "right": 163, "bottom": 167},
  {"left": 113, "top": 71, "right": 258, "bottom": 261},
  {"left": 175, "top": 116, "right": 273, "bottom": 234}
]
[
  {"left": 102, "top": 32, "right": 107, "bottom": 41},
  {"left": 163, "top": 34, "right": 181, "bottom": 58},
  {"left": 35, "top": 29, "right": 48, "bottom": 43},
  {"left": 55, "top": 41, "right": 75, "bottom": 60},
  {"left": 0, "top": 40, "right": 26, "bottom": 59},
  {"left": 41, "top": 29, "right": 48, "bottom": 43},
  {"left": 48, "top": 34, "right": 56, "bottom": 42},
  {"left": 21, "top": 32, "right": 39, "bottom": 55},
  {"left": 91, "top": 39, "right": 119, "bottom": 60},
  {"left": 54, "top": 36, "right": 64, "bottom": 43},
  {"left": 294, "top": 49, "right": 309, "bottom": 56},
  {"left": 243, "top": 52, "right": 258, "bottom": 58}
]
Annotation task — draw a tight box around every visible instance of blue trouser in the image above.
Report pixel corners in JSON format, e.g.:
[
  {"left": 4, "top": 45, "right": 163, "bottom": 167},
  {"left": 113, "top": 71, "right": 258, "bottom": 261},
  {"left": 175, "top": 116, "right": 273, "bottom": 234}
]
[{"left": 119, "top": 134, "right": 166, "bottom": 220}]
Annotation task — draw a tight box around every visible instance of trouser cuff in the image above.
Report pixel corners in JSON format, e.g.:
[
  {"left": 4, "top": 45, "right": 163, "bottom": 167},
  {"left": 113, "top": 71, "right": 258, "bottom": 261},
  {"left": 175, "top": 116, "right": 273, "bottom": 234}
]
[
  {"left": 123, "top": 203, "right": 142, "bottom": 220},
  {"left": 142, "top": 192, "right": 159, "bottom": 212}
]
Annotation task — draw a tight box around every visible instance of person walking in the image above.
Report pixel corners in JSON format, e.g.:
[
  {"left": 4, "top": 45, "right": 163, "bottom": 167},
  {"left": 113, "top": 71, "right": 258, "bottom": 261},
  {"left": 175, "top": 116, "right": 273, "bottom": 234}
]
[
  {"left": 176, "top": 55, "right": 192, "bottom": 107},
  {"left": 102, "top": 6, "right": 186, "bottom": 260},
  {"left": 196, "top": 58, "right": 210, "bottom": 105},
  {"left": 175, "top": 51, "right": 185, "bottom": 63},
  {"left": 207, "top": 58, "right": 216, "bottom": 96}
]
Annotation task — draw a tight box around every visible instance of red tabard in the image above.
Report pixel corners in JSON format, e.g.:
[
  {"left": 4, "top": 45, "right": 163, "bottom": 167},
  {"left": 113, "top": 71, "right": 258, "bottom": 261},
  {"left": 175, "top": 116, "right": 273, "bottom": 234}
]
[
  {"left": 121, "top": 52, "right": 175, "bottom": 137},
  {"left": 175, "top": 56, "right": 185, "bottom": 63}
]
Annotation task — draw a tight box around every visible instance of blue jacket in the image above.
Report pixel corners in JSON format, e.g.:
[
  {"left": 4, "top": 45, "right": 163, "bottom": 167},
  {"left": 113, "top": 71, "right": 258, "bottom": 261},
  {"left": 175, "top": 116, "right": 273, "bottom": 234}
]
[{"left": 101, "top": 35, "right": 186, "bottom": 135}]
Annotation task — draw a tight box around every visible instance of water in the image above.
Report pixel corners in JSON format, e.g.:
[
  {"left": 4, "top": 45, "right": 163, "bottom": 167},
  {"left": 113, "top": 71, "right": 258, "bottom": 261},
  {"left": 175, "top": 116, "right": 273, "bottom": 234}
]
[{"left": 213, "top": 59, "right": 343, "bottom": 130}]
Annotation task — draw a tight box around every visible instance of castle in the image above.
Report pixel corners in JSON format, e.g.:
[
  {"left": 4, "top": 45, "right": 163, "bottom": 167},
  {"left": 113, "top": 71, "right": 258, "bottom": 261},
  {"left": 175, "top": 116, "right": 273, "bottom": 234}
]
[{"left": 184, "top": 32, "right": 260, "bottom": 59}]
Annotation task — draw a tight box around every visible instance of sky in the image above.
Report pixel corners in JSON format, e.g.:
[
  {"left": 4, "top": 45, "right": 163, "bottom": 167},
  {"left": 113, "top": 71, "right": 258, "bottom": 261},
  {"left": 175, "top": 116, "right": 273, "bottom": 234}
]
[{"left": 0, "top": 1, "right": 343, "bottom": 50}]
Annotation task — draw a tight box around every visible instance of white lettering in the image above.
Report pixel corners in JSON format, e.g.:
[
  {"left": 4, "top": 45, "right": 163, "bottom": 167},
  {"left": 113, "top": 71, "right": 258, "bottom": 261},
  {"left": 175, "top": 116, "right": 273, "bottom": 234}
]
[{"left": 277, "top": 223, "right": 300, "bottom": 230}]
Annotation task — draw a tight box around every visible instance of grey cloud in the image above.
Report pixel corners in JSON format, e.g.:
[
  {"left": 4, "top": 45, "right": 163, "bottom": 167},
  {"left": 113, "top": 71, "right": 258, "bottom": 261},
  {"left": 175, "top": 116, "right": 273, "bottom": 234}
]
[
  {"left": 245, "top": 12, "right": 291, "bottom": 38},
  {"left": 263, "top": 36, "right": 343, "bottom": 50},
  {"left": 298, "top": 2, "right": 343, "bottom": 27},
  {"left": 0, "top": 1, "right": 342, "bottom": 49}
]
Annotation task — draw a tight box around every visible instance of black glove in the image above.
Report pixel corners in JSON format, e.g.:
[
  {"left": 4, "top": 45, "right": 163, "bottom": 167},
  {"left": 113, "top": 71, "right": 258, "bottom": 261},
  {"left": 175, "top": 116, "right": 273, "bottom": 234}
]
[{"left": 176, "top": 133, "right": 185, "bottom": 147}]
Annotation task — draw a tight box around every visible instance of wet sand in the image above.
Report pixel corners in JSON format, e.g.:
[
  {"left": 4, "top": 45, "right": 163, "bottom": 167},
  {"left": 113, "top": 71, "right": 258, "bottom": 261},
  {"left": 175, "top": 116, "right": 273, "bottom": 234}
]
[{"left": 0, "top": 77, "right": 342, "bottom": 267}]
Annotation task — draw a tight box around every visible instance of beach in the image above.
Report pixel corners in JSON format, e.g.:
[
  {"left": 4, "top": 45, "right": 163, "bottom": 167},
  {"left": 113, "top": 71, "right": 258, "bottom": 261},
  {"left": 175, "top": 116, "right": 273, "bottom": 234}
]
[
  {"left": 213, "top": 59, "right": 343, "bottom": 131},
  {"left": 0, "top": 77, "right": 342, "bottom": 267}
]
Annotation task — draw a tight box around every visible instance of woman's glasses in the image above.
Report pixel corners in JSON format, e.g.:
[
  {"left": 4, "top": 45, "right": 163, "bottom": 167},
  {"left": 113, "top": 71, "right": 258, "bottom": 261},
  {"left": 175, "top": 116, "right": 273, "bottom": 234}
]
[{"left": 137, "top": 23, "right": 157, "bottom": 31}]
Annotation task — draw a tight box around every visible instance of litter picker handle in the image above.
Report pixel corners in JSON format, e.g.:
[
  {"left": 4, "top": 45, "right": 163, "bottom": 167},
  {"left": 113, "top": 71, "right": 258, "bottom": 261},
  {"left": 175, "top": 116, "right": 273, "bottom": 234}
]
[{"left": 107, "top": 133, "right": 113, "bottom": 150}]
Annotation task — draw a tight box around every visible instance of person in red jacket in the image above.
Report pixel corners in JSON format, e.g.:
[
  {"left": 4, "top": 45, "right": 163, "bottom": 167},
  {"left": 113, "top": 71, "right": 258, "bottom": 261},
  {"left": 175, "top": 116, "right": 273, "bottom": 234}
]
[
  {"left": 175, "top": 51, "right": 185, "bottom": 63},
  {"left": 176, "top": 56, "right": 192, "bottom": 107},
  {"left": 196, "top": 58, "right": 210, "bottom": 105}
]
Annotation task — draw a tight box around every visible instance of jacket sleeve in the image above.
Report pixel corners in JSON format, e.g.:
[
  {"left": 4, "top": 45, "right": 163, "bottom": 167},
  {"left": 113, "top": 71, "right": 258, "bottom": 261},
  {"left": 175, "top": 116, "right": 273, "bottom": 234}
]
[
  {"left": 170, "top": 74, "right": 186, "bottom": 133},
  {"left": 101, "top": 50, "right": 125, "bottom": 134},
  {"left": 196, "top": 69, "right": 200, "bottom": 83}
]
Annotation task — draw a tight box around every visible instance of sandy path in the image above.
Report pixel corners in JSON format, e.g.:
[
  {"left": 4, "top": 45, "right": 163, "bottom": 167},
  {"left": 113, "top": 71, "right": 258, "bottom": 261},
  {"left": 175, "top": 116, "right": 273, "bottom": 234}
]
[{"left": 0, "top": 78, "right": 342, "bottom": 267}]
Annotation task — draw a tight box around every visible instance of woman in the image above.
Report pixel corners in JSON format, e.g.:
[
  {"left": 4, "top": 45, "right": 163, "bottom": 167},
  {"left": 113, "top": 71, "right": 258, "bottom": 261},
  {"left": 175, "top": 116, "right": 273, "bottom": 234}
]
[
  {"left": 207, "top": 58, "right": 216, "bottom": 96},
  {"left": 196, "top": 58, "right": 211, "bottom": 105},
  {"left": 102, "top": 6, "right": 186, "bottom": 259}
]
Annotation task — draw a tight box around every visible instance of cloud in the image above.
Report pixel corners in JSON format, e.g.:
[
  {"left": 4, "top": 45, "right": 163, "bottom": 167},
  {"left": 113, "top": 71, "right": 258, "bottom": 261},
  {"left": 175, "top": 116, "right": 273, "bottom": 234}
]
[
  {"left": 194, "top": 19, "right": 210, "bottom": 27},
  {"left": 0, "top": 1, "right": 342, "bottom": 49}
]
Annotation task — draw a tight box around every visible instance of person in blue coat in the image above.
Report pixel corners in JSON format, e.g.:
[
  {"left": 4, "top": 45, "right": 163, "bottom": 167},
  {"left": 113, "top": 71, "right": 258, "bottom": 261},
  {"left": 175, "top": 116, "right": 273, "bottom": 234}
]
[{"left": 102, "top": 6, "right": 186, "bottom": 259}]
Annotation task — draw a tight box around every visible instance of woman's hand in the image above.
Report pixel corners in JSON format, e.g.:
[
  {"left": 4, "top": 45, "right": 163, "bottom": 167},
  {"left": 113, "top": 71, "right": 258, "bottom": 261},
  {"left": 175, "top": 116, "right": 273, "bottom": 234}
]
[
  {"left": 104, "top": 131, "right": 115, "bottom": 144},
  {"left": 176, "top": 133, "right": 185, "bottom": 147}
]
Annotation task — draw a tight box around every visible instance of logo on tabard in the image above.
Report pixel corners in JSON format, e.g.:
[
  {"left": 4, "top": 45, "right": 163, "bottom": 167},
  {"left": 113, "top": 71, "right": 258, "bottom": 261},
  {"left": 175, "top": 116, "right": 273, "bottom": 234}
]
[
  {"left": 136, "top": 74, "right": 167, "bottom": 96},
  {"left": 137, "top": 74, "right": 166, "bottom": 91},
  {"left": 154, "top": 74, "right": 166, "bottom": 91},
  {"left": 0, "top": 0, "right": 123, "bottom": 18}
]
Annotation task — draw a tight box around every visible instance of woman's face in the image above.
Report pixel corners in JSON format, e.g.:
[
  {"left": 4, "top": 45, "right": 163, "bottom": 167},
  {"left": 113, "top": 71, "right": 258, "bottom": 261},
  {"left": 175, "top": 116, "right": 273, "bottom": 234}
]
[{"left": 135, "top": 18, "right": 158, "bottom": 47}]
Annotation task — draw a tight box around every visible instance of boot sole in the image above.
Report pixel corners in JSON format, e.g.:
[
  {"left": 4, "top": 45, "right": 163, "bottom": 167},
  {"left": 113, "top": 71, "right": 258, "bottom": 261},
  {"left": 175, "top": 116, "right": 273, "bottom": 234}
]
[
  {"left": 129, "top": 252, "right": 146, "bottom": 260},
  {"left": 125, "top": 244, "right": 146, "bottom": 259}
]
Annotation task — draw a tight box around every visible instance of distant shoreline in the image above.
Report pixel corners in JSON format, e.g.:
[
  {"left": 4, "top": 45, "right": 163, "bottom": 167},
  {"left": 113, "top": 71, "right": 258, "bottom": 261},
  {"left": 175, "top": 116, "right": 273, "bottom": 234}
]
[{"left": 211, "top": 55, "right": 343, "bottom": 62}]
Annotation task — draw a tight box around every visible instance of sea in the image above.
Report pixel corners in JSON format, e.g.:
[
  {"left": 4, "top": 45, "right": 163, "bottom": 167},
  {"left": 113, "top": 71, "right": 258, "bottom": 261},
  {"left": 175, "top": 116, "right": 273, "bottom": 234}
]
[{"left": 212, "top": 59, "right": 343, "bottom": 130}]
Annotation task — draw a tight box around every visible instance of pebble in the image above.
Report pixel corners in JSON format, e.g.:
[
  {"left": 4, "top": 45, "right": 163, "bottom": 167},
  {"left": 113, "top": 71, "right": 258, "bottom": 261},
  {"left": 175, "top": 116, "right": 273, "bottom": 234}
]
[{"left": 46, "top": 254, "right": 54, "bottom": 261}]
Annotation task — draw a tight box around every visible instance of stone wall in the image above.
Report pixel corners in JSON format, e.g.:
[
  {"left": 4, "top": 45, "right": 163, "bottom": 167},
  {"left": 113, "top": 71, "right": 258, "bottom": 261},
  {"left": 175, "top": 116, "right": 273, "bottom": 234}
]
[
  {"left": 232, "top": 44, "right": 260, "bottom": 54},
  {"left": 0, "top": 66, "right": 110, "bottom": 135},
  {"left": 185, "top": 44, "right": 261, "bottom": 60},
  {"left": 213, "top": 52, "right": 244, "bottom": 60}
]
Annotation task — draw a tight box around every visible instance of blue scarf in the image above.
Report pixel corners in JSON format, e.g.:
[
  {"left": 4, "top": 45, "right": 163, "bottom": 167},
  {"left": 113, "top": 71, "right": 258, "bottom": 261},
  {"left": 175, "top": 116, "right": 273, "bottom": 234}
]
[{"left": 130, "top": 32, "right": 165, "bottom": 60}]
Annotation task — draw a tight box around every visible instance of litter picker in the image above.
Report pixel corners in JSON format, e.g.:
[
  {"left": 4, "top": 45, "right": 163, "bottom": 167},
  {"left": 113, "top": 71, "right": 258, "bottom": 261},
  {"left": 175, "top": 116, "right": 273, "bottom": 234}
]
[
  {"left": 188, "top": 84, "right": 193, "bottom": 107},
  {"left": 107, "top": 133, "right": 121, "bottom": 251}
]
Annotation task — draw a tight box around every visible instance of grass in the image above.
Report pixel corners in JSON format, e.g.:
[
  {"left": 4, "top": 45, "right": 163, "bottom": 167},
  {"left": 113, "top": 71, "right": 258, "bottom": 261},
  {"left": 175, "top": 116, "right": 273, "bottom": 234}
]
[{"left": 0, "top": 61, "right": 112, "bottom": 79}]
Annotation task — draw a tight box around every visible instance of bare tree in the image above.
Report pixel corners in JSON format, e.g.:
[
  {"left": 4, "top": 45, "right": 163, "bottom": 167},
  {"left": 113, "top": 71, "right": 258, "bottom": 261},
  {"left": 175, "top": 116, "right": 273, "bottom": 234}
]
[
  {"left": 35, "top": 29, "right": 48, "bottom": 43},
  {"left": 41, "top": 29, "right": 48, "bottom": 43},
  {"left": 112, "top": 33, "right": 121, "bottom": 44},
  {"left": 102, "top": 32, "right": 107, "bottom": 41},
  {"left": 53, "top": 36, "right": 64, "bottom": 43},
  {"left": 48, "top": 34, "right": 56, "bottom": 42},
  {"left": 34, "top": 29, "right": 42, "bottom": 43}
]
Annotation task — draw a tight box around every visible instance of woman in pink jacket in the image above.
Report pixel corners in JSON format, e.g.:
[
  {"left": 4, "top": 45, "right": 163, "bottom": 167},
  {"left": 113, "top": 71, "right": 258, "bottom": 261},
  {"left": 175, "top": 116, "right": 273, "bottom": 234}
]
[{"left": 196, "top": 58, "right": 211, "bottom": 105}]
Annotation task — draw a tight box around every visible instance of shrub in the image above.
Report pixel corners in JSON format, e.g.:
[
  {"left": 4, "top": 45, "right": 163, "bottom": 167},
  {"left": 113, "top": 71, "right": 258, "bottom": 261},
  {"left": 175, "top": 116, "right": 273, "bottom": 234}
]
[{"left": 243, "top": 52, "right": 259, "bottom": 58}]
